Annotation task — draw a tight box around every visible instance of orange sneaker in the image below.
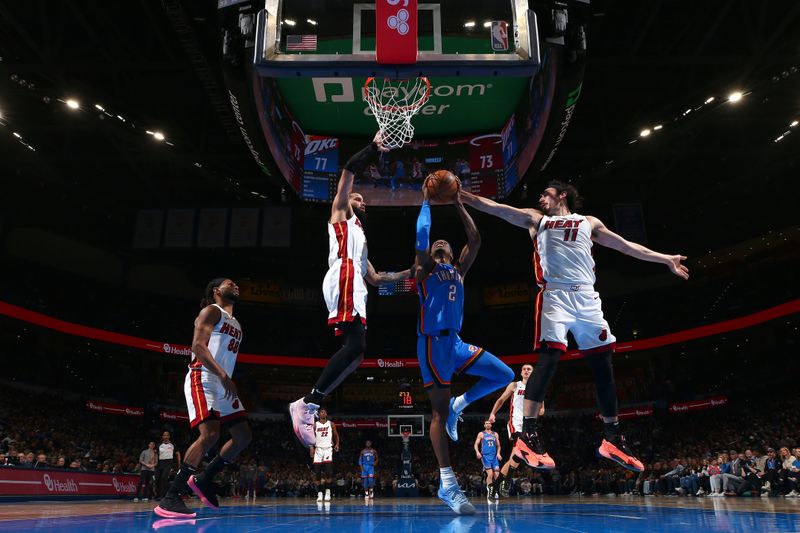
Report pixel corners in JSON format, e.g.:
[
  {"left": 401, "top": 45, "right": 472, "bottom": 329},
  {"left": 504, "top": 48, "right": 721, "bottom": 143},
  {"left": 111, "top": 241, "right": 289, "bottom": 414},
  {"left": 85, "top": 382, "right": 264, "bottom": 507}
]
[
  {"left": 597, "top": 436, "right": 644, "bottom": 472},
  {"left": 512, "top": 431, "right": 556, "bottom": 470}
]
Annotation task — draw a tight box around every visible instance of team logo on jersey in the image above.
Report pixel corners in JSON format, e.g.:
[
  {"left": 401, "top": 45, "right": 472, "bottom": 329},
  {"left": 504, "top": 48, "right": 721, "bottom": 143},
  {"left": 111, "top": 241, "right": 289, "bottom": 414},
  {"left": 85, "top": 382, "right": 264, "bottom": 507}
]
[
  {"left": 599, "top": 329, "right": 608, "bottom": 341},
  {"left": 468, "top": 345, "right": 478, "bottom": 353}
]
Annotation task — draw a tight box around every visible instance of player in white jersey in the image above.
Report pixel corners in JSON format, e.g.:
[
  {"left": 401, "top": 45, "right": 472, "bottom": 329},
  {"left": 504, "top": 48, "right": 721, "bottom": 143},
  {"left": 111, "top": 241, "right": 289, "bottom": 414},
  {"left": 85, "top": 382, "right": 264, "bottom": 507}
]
[
  {"left": 462, "top": 182, "right": 688, "bottom": 473},
  {"left": 155, "top": 278, "right": 252, "bottom": 519},
  {"left": 311, "top": 408, "right": 339, "bottom": 502},
  {"left": 486, "top": 364, "right": 545, "bottom": 498},
  {"left": 290, "top": 132, "right": 413, "bottom": 447}
]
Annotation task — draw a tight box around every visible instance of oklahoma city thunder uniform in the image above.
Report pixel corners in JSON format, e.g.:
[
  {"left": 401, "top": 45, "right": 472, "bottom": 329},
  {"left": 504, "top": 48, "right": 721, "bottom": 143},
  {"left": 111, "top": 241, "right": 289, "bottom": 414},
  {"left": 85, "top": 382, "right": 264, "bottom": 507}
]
[
  {"left": 417, "top": 263, "right": 485, "bottom": 388},
  {"left": 184, "top": 304, "right": 245, "bottom": 428},
  {"left": 359, "top": 448, "right": 376, "bottom": 479},
  {"left": 533, "top": 214, "right": 616, "bottom": 353},
  {"left": 323, "top": 214, "right": 368, "bottom": 332},
  {"left": 508, "top": 380, "right": 526, "bottom": 438},
  {"left": 480, "top": 431, "right": 500, "bottom": 470},
  {"left": 313, "top": 421, "right": 333, "bottom": 464}
]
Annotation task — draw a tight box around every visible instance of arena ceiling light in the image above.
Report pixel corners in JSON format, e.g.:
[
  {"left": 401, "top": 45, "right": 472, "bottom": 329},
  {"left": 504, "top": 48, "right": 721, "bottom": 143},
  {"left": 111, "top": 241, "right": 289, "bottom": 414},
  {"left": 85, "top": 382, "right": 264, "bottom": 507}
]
[
  {"left": 95, "top": 104, "right": 104, "bottom": 111},
  {"left": 705, "top": 97, "right": 715, "bottom": 104},
  {"left": 463, "top": 21, "right": 476, "bottom": 28},
  {"left": 283, "top": 19, "right": 296, "bottom": 26},
  {"left": 727, "top": 91, "right": 743, "bottom": 103},
  {"left": 482, "top": 21, "right": 492, "bottom": 28},
  {"left": 653, "top": 125, "right": 662, "bottom": 131},
  {"left": 791, "top": 120, "right": 798, "bottom": 128},
  {"left": 639, "top": 128, "right": 651, "bottom": 137},
  {"left": 306, "top": 19, "right": 317, "bottom": 26},
  {"left": 153, "top": 131, "right": 165, "bottom": 141},
  {"left": 65, "top": 99, "right": 80, "bottom": 110}
]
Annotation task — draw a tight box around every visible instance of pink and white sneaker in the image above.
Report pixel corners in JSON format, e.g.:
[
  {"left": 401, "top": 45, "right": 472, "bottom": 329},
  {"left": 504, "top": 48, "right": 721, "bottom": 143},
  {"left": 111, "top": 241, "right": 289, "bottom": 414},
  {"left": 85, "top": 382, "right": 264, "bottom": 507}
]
[{"left": 289, "top": 398, "right": 319, "bottom": 447}]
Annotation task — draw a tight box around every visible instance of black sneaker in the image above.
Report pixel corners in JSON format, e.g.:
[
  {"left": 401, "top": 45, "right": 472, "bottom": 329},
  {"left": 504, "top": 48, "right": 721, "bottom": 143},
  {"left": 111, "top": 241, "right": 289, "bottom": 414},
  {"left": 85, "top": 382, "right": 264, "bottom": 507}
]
[
  {"left": 187, "top": 475, "right": 220, "bottom": 509},
  {"left": 154, "top": 494, "right": 196, "bottom": 518},
  {"left": 500, "top": 479, "right": 511, "bottom": 498}
]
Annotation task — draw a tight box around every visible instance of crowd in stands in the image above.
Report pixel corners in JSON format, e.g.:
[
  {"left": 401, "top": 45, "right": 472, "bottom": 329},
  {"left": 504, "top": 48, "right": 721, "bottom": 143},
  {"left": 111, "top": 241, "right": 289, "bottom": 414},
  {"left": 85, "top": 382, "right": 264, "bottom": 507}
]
[{"left": 2, "top": 384, "right": 799, "bottom": 500}]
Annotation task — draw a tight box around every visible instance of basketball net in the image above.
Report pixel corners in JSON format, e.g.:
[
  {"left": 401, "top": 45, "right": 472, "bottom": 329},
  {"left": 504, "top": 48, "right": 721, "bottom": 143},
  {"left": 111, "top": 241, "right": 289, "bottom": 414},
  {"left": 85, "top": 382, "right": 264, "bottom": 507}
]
[
  {"left": 401, "top": 430, "right": 411, "bottom": 443},
  {"left": 363, "top": 77, "right": 431, "bottom": 149}
]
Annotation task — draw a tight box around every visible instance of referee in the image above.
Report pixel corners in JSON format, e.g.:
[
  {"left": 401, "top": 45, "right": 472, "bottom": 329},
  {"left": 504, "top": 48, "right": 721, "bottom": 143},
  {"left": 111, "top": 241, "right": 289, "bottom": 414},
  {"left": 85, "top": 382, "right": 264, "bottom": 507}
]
[{"left": 154, "top": 431, "right": 181, "bottom": 499}]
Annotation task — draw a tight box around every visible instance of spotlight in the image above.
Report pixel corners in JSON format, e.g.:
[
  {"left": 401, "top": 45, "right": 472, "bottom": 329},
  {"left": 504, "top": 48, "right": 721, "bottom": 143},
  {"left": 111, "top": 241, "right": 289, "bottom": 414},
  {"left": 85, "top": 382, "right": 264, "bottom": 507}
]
[
  {"left": 727, "top": 91, "right": 743, "bottom": 103},
  {"left": 306, "top": 19, "right": 317, "bottom": 26},
  {"left": 705, "top": 97, "right": 715, "bottom": 104},
  {"left": 66, "top": 99, "right": 80, "bottom": 109},
  {"left": 153, "top": 131, "right": 165, "bottom": 141},
  {"left": 791, "top": 120, "right": 798, "bottom": 128},
  {"left": 482, "top": 21, "right": 492, "bottom": 28},
  {"left": 463, "top": 21, "right": 476, "bottom": 28},
  {"left": 283, "top": 19, "right": 296, "bottom": 26},
  {"left": 653, "top": 125, "right": 663, "bottom": 131},
  {"left": 95, "top": 104, "right": 104, "bottom": 111},
  {"left": 639, "top": 129, "right": 651, "bottom": 137}
]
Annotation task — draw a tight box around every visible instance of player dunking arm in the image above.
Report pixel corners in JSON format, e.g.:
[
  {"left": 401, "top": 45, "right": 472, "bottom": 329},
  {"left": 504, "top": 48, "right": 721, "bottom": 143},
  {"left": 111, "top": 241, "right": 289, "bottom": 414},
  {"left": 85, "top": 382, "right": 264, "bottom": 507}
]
[
  {"left": 461, "top": 182, "right": 688, "bottom": 473},
  {"left": 359, "top": 440, "right": 379, "bottom": 499},
  {"left": 414, "top": 185, "right": 515, "bottom": 515},
  {"left": 290, "top": 131, "right": 414, "bottom": 447},
  {"left": 473, "top": 421, "right": 502, "bottom": 500},
  {"left": 486, "top": 364, "right": 545, "bottom": 498},
  {"left": 311, "top": 408, "right": 339, "bottom": 502},
  {"left": 155, "top": 278, "right": 252, "bottom": 519}
]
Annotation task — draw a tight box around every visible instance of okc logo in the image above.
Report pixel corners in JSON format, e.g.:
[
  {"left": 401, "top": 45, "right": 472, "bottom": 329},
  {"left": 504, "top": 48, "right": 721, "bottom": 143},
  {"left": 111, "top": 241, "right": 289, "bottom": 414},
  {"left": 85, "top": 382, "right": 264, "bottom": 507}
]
[{"left": 387, "top": 8, "right": 410, "bottom": 35}]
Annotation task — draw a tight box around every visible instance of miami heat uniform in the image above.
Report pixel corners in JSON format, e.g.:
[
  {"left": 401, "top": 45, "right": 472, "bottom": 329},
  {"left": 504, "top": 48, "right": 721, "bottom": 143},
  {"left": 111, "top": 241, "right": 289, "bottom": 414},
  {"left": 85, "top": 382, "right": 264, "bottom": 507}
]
[
  {"left": 533, "top": 214, "right": 616, "bottom": 354},
  {"left": 507, "top": 380, "right": 526, "bottom": 439},
  {"left": 313, "top": 420, "right": 334, "bottom": 464},
  {"left": 480, "top": 431, "right": 500, "bottom": 471},
  {"left": 184, "top": 304, "right": 245, "bottom": 427},
  {"left": 417, "top": 263, "right": 485, "bottom": 388},
  {"left": 322, "top": 214, "right": 368, "bottom": 332}
]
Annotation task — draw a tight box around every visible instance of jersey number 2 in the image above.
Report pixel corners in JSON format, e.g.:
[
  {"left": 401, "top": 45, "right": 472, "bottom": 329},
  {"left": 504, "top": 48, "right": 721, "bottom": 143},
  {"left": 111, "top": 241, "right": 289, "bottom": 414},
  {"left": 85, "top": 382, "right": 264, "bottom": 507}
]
[{"left": 448, "top": 284, "right": 457, "bottom": 301}]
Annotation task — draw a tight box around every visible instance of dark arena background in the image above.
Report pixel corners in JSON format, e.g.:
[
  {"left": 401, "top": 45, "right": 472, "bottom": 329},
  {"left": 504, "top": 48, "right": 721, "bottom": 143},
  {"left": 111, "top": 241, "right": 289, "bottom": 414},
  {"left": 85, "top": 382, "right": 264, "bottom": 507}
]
[{"left": 1, "top": 1, "right": 799, "bottom": 531}]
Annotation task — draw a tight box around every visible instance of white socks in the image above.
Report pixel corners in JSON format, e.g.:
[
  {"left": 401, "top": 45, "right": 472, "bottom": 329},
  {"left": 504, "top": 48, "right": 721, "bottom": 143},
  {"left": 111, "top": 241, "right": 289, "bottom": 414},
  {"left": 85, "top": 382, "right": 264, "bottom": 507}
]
[
  {"left": 440, "top": 467, "right": 457, "bottom": 489},
  {"left": 452, "top": 394, "right": 468, "bottom": 414}
]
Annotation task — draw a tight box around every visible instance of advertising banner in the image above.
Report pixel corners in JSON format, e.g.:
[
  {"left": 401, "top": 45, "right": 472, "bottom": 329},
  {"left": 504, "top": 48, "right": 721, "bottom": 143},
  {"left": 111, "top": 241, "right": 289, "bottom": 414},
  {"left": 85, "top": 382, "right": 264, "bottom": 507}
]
[
  {"left": 0, "top": 468, "right": 138, "bottom": 497},
  {"left": 160, "top": 409, "right": 190, "bottom": 422},
  {"left": 84, "top": 401, "right": 143, "bottom": 417},
  {"left": 669, "top": 396, "right": 728, "bottom": 414}
]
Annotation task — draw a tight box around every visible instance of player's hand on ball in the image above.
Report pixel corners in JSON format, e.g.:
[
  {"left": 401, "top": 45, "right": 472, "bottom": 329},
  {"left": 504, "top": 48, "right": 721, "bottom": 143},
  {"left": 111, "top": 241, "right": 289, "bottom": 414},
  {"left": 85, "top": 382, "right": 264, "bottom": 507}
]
[
  {"left": 221, "top": 374, "right": 238, "bottom": 400},
  {"left": 666, "top": 255, "right": 689, "bottom": 280}
]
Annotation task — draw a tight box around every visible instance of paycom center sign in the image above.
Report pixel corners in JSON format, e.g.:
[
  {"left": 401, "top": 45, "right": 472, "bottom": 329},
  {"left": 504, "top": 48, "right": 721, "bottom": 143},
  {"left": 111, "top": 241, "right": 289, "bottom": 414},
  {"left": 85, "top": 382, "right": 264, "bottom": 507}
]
[{"left": 275, "top": 77, "right": 528, "bottom": 138}]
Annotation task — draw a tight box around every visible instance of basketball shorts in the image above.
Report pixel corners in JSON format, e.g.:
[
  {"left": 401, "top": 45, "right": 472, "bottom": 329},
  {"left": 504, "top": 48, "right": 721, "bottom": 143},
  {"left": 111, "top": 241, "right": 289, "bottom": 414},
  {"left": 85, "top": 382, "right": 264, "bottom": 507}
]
[
  {"left": 482, "top": 455, "right": 500, "bottom": 471},
  {"left": 184, "top": 369, "right": 246, "bottom": 428},
  {"left": 417, "top": 332, "right": 484, "bottom": 389},
  {"left": 313, "top": 446, "right": 333, "bottom": 464},
  {"left": 361, "top": 466, "right": 375, "bottom": 478},
  {"left": 535, "top": 286, "right": 616, "bottom": 353}
]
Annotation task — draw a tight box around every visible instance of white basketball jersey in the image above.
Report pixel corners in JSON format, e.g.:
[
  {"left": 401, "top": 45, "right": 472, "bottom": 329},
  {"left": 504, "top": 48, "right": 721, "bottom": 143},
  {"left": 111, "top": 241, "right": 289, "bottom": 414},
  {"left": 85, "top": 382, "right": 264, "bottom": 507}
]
[
  {"left": 189, "top": 304, "right": 242, "bottom": 376},
  {"left": 508, "top": 381, "right": 526, "bottom": 435},
  {"left": 534, "top": 214, "right": 595, "bottom": 286},
  {"left": 323, "top": 215, "right": 369, "bottom": 324},
  {"left": 315, "top": 420, "right": 333, "bottom": 448}
]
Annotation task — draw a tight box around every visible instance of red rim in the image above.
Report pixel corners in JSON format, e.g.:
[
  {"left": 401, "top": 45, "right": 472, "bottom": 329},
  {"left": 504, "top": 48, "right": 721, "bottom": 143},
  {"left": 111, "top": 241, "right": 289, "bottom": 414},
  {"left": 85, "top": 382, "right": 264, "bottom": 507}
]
[{"left": 364, "top": 77, "right": 431, "bottom": 113}]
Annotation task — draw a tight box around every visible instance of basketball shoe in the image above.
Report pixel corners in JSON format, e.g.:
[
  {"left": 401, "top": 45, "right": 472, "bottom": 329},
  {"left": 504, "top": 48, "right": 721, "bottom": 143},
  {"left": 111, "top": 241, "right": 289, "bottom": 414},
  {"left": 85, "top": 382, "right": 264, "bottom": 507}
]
[
  {"left": 153, "top": 495, "right": 196, "bottom": 518},
  {"left": 513, "top": 430, "right": 556, "bottom": 469},
  {"left": 187, "top": 474, "right": 220, "bottom": 509},
  {"left": 597, "top": 434, "right": 644, "bottom": 472},
  {"left": 289, "top": 398, "right": 319, "bottom": 446},
  {"left": 445, "top": 397, "right": 463, "bottom": 442},
  {"left": 437, "top": 484, "right": 476, "bottom": 515}
]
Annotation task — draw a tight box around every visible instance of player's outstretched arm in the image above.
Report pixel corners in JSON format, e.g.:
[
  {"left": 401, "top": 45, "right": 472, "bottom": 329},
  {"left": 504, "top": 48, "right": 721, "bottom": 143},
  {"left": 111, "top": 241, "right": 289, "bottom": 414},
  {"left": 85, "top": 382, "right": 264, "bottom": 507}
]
[
  {"left": 331, "top": 131, "right": 388, "bottom": 223},
  {"left": 192, "top": 306, "right": 238, "bottom": 400},
  {"left": 365, "top": 260, "right": 414, "bottom": 287},
  {"left": 588, "top": 216, "right": 689, "bottom": 280},
  {"left": 460, "top": 190, "right": 542, "bottom": 230},
  {"left": 454, "top": 191, "right": 481, "bottom": 276},
  {"left": 488, "top": 382, "right": 516, "bottom": 423},
  {"left": 415, "top": 189, "right": 436, "bottom": 281}
]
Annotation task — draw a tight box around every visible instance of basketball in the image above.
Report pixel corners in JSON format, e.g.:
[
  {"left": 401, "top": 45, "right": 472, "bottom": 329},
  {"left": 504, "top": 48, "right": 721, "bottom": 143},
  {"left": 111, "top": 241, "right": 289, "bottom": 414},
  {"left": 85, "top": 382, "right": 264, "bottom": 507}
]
[{"left": 424, "top": 170, "right": 461, "bottom": 202}]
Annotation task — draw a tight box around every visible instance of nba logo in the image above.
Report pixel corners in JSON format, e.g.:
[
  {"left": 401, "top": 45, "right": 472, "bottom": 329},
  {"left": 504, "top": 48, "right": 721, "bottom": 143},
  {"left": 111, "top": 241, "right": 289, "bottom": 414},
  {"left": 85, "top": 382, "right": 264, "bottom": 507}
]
[{"left": 491, "top": 21, "right": 508, "bottom": 51}]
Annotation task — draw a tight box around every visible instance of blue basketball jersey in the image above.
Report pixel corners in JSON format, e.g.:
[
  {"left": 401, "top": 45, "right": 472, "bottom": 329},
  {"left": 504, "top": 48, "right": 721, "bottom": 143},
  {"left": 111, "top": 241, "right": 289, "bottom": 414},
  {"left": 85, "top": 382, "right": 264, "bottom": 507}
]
[
  {"left": 360, "top": 449, "right": 376, "bottom": 467},
  {"left": 418, "top": 263, "right": 464, "bottom": 334},
  {"left": 481, "top": 431, "right": 498, "bottom": 456}
]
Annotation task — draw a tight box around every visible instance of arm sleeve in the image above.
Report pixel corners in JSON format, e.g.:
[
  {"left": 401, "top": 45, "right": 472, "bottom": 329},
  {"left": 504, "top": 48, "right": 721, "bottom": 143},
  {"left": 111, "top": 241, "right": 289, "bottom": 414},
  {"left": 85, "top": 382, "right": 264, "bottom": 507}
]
[
  {"left": 344, "top": 142, "right": 378, "bottom": 174},
  {"left": 416, "top": 201, "right": 431, "bottom": 251}
]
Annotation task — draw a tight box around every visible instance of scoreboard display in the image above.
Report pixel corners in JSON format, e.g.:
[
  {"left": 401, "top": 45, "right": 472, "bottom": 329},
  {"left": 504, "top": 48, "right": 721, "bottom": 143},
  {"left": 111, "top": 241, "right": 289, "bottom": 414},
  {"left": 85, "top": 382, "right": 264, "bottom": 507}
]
[{"left": 398, "top": 383, "right": 415, "bottom": 410}]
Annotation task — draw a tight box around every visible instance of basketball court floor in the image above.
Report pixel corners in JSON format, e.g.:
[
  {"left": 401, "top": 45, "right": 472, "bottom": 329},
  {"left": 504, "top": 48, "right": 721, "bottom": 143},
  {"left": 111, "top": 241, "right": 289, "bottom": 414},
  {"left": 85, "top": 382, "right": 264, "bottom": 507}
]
[{"left": 1, "top": 497, "right": 798, "bottom": 532}]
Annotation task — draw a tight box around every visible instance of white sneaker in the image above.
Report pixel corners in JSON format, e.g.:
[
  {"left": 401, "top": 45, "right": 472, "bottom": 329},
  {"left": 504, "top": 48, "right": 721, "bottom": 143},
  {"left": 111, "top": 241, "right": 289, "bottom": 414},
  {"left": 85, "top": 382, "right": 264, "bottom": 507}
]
[
  {"left": 696, "top": 489, "right": 705, "bottom": 496},
  {"left": 133, "top": 498, "right": 139, "bottom": 502},
  {"left": 142, "top": 498, "right": 149, "bottom": 502},
  {"left": 787, "top": 490, "right": 799, "bottom": 498},
  {"left": 317, "top": 491, "right": 323, "bottom": 502},
  {"left": 324, "top": 489, "right": 331, "bottom": 501}
]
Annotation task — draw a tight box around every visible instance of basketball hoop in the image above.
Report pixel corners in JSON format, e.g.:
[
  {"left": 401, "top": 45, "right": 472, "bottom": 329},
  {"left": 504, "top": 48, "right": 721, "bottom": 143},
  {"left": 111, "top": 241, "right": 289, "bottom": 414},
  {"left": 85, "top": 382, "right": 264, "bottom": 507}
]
[
  {"left": 401, "top": 429, "right": 411, "bottom": 443},
  {"left": 363, "top": 77, "right": 431, "bottom": 149}
]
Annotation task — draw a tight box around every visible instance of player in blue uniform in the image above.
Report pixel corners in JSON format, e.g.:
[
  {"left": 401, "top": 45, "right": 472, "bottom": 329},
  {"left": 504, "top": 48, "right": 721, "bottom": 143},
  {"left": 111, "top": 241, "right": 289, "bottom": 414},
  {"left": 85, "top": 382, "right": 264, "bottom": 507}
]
[
  {"left": 358, "top": 441, "right": 379, "bottom": 499},
  {"left": 473, "top": 421, "right": 501, "bottom": 500},
  {"left": 414, "top": 183, "right": 514, "bottom": 515}
]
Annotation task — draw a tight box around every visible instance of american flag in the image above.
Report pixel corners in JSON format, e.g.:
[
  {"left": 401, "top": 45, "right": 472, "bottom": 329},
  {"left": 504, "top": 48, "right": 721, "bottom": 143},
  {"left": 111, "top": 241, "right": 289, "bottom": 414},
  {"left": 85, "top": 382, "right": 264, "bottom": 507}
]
[{"left": 286, "top": 35, "right": 317, "bottom": 51}]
